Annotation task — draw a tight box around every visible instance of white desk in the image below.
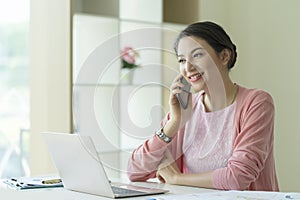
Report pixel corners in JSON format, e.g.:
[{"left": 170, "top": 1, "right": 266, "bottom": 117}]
[
  {"left": 0, "top": 180, "right": 213, "bottom": 200},
  {"left": 1, "top": 179, "right": 300, "bottom": 200}
]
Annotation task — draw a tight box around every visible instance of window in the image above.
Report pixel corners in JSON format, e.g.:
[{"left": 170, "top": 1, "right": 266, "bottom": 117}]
[{"left": 0, "top": 0, "right": 30, "bottom": 178}]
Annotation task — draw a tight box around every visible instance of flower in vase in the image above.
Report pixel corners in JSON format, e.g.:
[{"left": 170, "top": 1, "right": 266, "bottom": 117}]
[{"left": 120, "top": 46, "right": 140, "bottom": 69}]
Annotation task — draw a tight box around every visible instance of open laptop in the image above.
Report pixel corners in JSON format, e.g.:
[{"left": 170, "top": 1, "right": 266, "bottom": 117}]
[{"left": 42, "top": 132, "right": 168, "bottom": 198}]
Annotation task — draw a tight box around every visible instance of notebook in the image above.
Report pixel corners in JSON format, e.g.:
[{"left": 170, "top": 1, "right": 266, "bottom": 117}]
[
  {"left": 3, "top": 176, "right": 63, "bottom": 190},
  {"left": 42, "top": 132, "right": 168, "bottom": 198}
]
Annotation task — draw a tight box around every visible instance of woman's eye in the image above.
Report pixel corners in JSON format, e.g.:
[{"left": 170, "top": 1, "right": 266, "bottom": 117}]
[
  {"left": 193, "top": 52, "right": 204, "bottom": 58},
  {"left": 178, "top": 58, "right": 186, "bottom": 64}
]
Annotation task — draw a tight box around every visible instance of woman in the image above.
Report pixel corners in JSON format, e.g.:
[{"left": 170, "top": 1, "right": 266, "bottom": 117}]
[{"left": 127, "top": 21, "right": 279, "bottom": 191}]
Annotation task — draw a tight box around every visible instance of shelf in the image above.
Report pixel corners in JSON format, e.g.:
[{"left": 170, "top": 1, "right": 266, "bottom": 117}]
[
  {"left": 71, "top": 0, "right": 195, "bottom": 159},
  {"left": 73, "top": 0, "right": 119, "bottom": 17},
  {"left": 73, "top": 0, "right": 200, "bottom": 24},
  {"left": 163, "top": 0, "right": 200, "bottom": 24}
]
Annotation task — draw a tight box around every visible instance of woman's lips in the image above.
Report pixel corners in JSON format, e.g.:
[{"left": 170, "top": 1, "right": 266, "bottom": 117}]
[{"left": 188, "top": 72, "right": 204, "bottom": 83}]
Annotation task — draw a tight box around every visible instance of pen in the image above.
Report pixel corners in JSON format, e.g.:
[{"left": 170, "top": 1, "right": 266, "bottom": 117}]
[
  {"left": 285, "top": 194, "right": 300, "bottom": 199},
  {"left": 42, "top": 178, "right": 62, "bottom": 184}
]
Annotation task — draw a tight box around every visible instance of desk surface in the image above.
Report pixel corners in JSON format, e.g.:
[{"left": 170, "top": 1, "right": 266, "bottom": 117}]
[
  {"left": 0, "top": 180, "right": 213, "bottom": 200},
  {"left": 1, "top": 179, "right": 300, "bottom": 200}
]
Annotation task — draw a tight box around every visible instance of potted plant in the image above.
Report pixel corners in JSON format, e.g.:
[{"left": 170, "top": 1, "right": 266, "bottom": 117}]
[{"left": 120, "top": 46, "right": 140, "bottom": 84}]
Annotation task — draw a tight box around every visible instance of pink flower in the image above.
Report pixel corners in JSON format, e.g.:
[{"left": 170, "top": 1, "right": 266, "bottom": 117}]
[{"left": 121, "top": 47, "right": 138, "bottom": 64}]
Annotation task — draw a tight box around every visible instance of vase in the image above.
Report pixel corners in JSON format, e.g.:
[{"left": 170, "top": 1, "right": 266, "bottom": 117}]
[{"left": 120, "top": 68, "right": 135, "bottom": 85}]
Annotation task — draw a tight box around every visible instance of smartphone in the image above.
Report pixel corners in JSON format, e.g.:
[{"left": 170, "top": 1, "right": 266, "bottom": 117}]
[{"left": 176, "top": 77, "right": 191, "bottom": 109}]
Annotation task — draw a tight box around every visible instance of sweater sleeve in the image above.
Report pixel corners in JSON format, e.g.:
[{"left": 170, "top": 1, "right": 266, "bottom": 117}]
[
  {"left": 212, "top": 90, "right": 275, "bottom": 190},
  {"left": 127, "top": 113, "right": 184, "bottom": 181}
]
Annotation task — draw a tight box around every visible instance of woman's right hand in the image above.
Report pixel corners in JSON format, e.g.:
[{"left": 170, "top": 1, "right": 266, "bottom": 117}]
[{"left": 166, "top": 74, "right": 192, "bottom": 137}]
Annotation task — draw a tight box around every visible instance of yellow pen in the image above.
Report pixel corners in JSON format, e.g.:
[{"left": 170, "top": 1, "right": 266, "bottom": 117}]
[{"left": 42, "top": 178, "right": 62, "bottom": 184}]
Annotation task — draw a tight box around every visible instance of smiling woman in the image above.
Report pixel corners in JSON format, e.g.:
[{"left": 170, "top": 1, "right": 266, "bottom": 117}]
[
  {"left": 127, "top": 21, "right": 279, "bottom": 191},
  {"left": 0, "top": 0, "right": 30, "bottom": 178}
]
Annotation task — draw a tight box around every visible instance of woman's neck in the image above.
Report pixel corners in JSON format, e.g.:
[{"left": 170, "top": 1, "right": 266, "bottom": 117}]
[{"left": 203, "top": 80, "right": 238, "bottom": 112}]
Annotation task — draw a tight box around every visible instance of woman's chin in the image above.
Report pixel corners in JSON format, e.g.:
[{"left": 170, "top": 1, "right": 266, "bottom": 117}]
[{"left": 191, "top": 83, "right": 205, "bottom": 93}]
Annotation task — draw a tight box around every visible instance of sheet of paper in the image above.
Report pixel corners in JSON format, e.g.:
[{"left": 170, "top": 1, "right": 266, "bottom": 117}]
[
  {"left": 153, "top": 190, "right": 300, "bottom": 200},
  {"left": 3, "top": 175, "right": 63, "bottom": 190}
]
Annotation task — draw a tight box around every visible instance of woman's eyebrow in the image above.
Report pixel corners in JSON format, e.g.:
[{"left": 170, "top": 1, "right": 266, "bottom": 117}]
[
  {"left": 177, "top": 47, "right": 204, "bottom": 57},
  {"left": 190, "top": 47, "right": 204, "bottom": 54}
]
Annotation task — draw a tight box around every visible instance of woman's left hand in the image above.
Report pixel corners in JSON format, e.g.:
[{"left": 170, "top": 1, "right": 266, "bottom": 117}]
[{"left": 156, "top": 162, "right": 181, "bottom": 184}]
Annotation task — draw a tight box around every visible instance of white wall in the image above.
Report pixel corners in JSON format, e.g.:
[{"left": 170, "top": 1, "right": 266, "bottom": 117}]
[
  {"left": 200, "top": 0, "right": 300, "bottom": 192},
  {"left": 30, "top": 0, "right": 72, "bottom": 175}
]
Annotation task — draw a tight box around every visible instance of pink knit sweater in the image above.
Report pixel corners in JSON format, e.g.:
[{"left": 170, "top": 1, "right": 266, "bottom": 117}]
[{"left": 127, "top": 85, "right": 279, "bottom": 191}]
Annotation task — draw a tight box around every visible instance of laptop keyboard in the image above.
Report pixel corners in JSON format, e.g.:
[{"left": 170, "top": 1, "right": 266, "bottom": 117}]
[{"left": 111, "top": 186, "right": 146, "bottom": 195}]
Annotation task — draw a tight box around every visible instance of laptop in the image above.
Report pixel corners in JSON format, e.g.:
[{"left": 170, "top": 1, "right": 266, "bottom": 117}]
[{"left": 42, "top": 132, "right": 168, "bottom": 198}]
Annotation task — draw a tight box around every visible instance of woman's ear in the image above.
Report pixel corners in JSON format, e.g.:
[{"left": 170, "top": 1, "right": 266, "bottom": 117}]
[{"left": 220, "top": 49, "right": 231, "bottom": 66}]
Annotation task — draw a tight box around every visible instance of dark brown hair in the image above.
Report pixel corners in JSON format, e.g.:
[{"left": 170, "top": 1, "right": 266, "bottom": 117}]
[{"left": 174, "top": 21, "right": 237, "bottom": 70}]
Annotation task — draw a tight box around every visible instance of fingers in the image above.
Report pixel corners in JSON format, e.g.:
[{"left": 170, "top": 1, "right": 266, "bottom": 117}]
[
  {"left": 156, "top": 174, "right": 166, "bottom": 183},
  {"left": 171, "top": 82, "right": 184, "bottom": 94},
  {"left": 156, "top": 162, "right": 179, "bottom": 184},
  {"left": 156, "top": 170, "right": 165, "bottom": 183},
  {"left": 174, "top": 73, "right": 183, "bottom": 82},
  {"left": 170, "top": 76, "right": 185, "bottom": 95}
]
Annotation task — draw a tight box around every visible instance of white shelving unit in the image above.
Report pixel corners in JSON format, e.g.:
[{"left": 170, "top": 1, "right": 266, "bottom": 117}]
[{"left": 72, "top": 0, "right": 198, "bottom": 178}]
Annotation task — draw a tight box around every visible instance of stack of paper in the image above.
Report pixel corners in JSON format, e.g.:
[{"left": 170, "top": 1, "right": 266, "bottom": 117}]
[{"left": 3, "top": 176, "right": 63, "bottom": 190}]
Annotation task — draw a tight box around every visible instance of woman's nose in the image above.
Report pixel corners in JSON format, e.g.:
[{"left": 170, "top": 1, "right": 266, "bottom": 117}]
[{"left": 185, "top": 60, "right": 195, "bottom": 71}]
